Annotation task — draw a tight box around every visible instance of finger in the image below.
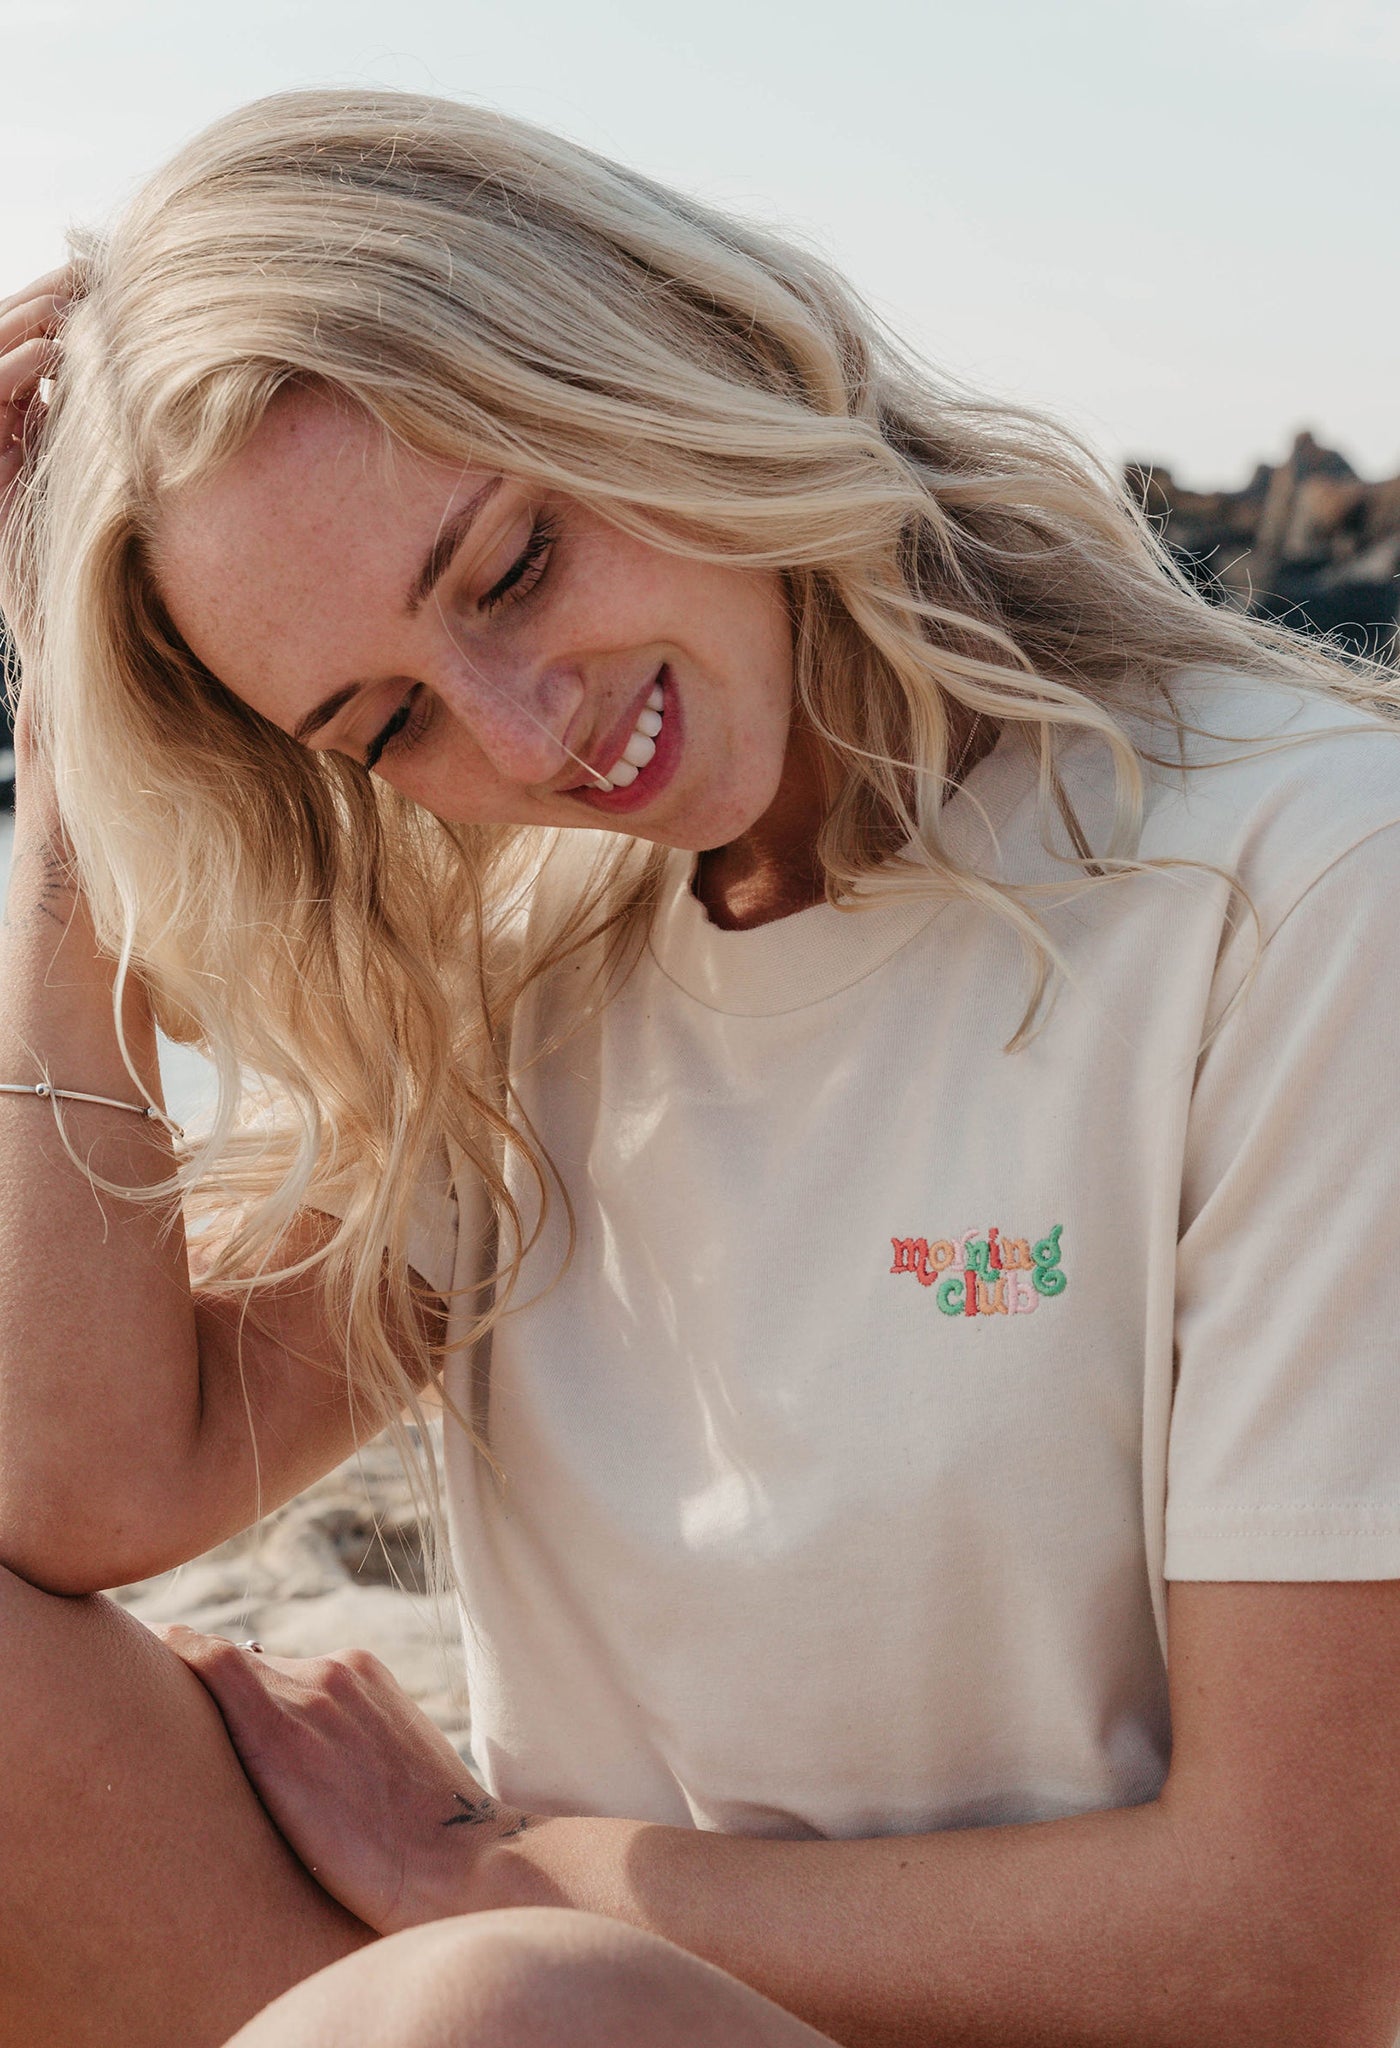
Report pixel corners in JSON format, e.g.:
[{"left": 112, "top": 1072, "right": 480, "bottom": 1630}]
[
  {"left": 2, "top": 335, "right": 57, "bottom": 414},
  {"left": 0, "top": 266, "right": 76, "bottom": 322},
  {"left": 160, "top": 1626, "right": 319, "bottom": 1691},
  {"left": 159, "top": 1623, "right": 274, "bottom": 1654},
  {"left": 0, "top": 292, "right": 70, "bottom": 366}
]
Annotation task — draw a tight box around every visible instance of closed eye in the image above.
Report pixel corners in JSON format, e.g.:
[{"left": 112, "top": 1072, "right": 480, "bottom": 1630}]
[
  {"left": 479, "top": 513, "right": 558, "bottom": 614},
  {"left": 363, "top": 513, "right": 559, "bottom": 769},
  {"left": 364, "top": 683, "right": 428, "bottom": 771}
]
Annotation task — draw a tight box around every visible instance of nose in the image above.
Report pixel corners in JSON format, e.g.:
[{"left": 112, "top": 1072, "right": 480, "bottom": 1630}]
[{"left": 431, "top": 646, "right": 587, "bottom": 788}]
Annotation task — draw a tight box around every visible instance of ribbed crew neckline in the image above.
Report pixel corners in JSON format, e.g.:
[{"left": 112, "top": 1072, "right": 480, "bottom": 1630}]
[{"left": 646, "top": 724, "right": 1037, "bottom": 1017}]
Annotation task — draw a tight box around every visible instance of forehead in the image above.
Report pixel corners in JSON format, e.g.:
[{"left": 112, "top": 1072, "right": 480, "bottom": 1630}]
[
  {"left": 149, "top": 389, "right": 486, "bottom": 711},
  {"left": 156, "top": 387, "right": 410, "bottom": 589}
]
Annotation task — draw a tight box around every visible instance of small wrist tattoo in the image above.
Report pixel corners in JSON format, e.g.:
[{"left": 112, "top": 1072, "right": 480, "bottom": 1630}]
[{"left": 441, "top": 1789, "right": 532, "bottom": 1838}]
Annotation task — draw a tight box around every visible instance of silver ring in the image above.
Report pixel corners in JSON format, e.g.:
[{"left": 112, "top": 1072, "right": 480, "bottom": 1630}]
[{"left": 239, "top": 1639, "right": 265, "bottom": 1654}]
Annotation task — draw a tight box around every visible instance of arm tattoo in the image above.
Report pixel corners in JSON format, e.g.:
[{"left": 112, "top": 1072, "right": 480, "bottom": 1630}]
[{"left": 3, "top": 836, "right": 78, "bottom": 935}]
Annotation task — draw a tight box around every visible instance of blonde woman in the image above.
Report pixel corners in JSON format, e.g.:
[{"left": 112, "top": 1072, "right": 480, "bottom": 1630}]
[{"left": 1, "top": 91, "right": 1398, "bottom": 2048}]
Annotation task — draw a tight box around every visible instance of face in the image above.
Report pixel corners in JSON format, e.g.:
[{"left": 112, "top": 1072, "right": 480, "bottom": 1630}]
[{"left": 151, "top": 387, "right": 807, "bottom": 858}]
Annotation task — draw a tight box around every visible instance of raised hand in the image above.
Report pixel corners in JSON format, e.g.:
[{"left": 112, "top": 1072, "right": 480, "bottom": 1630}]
[
  {"left": 0, "top": 267, "right": 76, "bottom": 827},
  {"left": 158, "top": 1626, "right": 534, "bottom": 1936},
  {"left": 0, "top": 266, "right": 73, "bottom": 556}
]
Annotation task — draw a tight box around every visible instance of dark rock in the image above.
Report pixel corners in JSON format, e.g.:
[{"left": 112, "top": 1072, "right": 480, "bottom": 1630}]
[{"left": 1127, "top": 431, "right": 1400, "bottom": 660}]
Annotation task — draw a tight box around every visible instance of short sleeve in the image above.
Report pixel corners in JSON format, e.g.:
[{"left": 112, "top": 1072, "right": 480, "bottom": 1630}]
[
  {"left": 400, "top": 1141, "right": 461, "bottom": 1299},
  {"left": 1166, "top": 820, "right": 1400, "bottom": 1580}
]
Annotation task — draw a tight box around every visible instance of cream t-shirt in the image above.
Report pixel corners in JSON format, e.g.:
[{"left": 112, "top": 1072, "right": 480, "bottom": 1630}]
[{"left": 400, "top": 671, "right": 1400, "bottom": 1838}]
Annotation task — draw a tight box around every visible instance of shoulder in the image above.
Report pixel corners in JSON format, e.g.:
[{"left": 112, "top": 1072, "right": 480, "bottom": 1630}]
[{"left": 1060, "top": 667, "right": 1400, "bottom": 934}]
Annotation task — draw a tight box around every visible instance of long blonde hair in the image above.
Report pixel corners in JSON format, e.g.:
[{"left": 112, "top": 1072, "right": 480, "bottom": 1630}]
[{"left": 9, "top": 88, "right": 1397, "bottom": 1492}]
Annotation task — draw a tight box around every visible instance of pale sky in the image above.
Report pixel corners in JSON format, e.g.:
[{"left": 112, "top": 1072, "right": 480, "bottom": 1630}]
[{"left": 3, "top": 0, "right": 1397, "bottom": 489}]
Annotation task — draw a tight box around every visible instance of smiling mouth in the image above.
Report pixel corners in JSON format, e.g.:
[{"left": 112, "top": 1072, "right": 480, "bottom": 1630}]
[
  {"left": 558, "top": 665, "right": 683, "bottom": 817},
  {"left": 562, "top": 671, "right": 668, "bottom": 792}
]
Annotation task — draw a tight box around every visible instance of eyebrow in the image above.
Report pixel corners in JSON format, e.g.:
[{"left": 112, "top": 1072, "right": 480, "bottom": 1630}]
[
  {"left": 291, "top": 476, "right": 503, "bottom": 745},
  {"left": 406, "top": 476, "right": 502, "bottom": 614}
]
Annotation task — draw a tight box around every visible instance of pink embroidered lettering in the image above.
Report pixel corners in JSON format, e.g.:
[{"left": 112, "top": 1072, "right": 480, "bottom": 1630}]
[{"left": 1003, "top": 1268, "right": 1038, "bottom": 1314}]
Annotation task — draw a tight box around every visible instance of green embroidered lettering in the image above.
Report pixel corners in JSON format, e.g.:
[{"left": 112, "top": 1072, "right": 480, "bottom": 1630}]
[
  {"left": 936, "top": 1275, "right": 965, "bottom": 1316},
  {"left": 1031, "top": 1223, "right": 1066, "bottom": 1297}
]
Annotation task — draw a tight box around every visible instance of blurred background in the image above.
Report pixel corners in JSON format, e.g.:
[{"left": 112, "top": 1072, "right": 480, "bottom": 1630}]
[{"left": 1, "top": 0, "right": 1396, "bottom": 1736}]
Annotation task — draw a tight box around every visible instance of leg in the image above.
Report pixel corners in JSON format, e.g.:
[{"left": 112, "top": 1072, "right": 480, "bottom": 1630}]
[
  {"left": 0, "top": 1561, "right": 370, "bottom": 2048},
  {"left": 227, "top": 1909, "right": 838, "bottom": 2047}
]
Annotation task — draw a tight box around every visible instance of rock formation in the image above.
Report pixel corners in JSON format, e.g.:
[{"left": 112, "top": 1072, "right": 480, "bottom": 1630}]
[{"left": 1127, "top": 431, "right": 1400, "bottom": 659}]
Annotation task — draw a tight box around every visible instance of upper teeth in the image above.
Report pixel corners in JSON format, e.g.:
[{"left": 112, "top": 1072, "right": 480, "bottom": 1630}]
[{"left": 602, "top": 680, "right": 665, "bottom": 789}]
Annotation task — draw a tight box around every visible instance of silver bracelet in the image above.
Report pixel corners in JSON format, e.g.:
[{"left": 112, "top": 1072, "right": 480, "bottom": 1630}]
[{"left": 0, "top": 1080, "right": 184, "bottom": 1141}]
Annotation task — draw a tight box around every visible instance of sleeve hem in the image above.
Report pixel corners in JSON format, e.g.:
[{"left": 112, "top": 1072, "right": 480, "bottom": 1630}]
[{"left": 1166, "top": 1522, "right": 1400, "bottom": 1580}]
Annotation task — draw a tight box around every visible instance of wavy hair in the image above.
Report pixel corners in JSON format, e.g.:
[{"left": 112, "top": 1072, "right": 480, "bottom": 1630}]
[{"left": 8, "top": 88, "right": 1397, "bottom": 1511}]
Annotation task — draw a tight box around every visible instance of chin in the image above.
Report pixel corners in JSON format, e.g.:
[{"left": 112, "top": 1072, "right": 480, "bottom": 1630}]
[{"left": 673, "top": 768, "right": 791, "bottom": 855}]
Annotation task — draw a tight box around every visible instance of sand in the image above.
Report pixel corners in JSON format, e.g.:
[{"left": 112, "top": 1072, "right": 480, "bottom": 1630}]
[{"left": 108, "top": 1425, "right": 473, "bottom": 1761}]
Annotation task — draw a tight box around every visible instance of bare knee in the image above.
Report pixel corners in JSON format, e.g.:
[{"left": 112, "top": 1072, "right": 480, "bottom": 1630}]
[
  {"left": 0, "top": 1555, "right": 202, "bottom": 1758},
  {"left": 0, "top": 1561, "right": 367, "bottom": 2048},
  {"left": 228, "top": 1912, "right": 663, "bottom": 2047},
  {"left": 227, "top": 1908, "right": 817, "bottom": 2048},
  {"left": 0, "top": 1558, "right": 123, "bottom": 1745}
]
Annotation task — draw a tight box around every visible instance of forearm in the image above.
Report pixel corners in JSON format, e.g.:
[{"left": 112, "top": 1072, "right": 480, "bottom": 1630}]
[
  {"left": 0, "top": 798, "right": 199, "bottom": 1585},
  {"left": 457, "top": 1795, "right": 1363, "bottom": 2048}
]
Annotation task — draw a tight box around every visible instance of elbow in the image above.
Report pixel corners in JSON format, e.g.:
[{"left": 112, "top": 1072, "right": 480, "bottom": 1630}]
[
  {"left": 1310, "top": 1960, "right": 1400, "bottom": 2048},
  {"left": 1282, "top": 1996, "right": 1400, "bottom": 2048},
  {"left": 1151, "top": 1807, "right": 1400, "bottom": 2048},
  {"left": 1196, "top": 1964, "right": 1398, "bottom": 2048},
  {"left": 1199, "top": 1900, "right": 1400, "bottom": 2048},
  {"left": 0, "top": 1482, "right": 182, "bottom": 1597}
]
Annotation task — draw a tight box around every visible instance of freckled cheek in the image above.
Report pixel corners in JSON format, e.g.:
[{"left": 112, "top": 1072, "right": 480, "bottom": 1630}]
[{"left": 391, "top": 724, "right": 541, "bottom": 823}]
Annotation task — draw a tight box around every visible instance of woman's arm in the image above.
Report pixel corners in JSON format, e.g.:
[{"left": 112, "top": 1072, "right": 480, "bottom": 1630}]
[
  {"left": 173, "top": 1577, "right": 1400, "bottom": 2048},
  {"left": 0, "top": 279, "right": 441, "bottom": 1592},
  {"left": 0, "top": 735, "right": 444, "bottom": 1593},
  {"left": 460, "top": 1579, "right": 1400, "bottom": 2046}
]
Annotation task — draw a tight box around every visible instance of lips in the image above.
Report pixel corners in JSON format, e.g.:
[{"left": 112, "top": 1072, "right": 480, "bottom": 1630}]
[
  {"left": 566, "top": 664, "right": 683, "bottom": 816},
  {"left": 560, "top": 666, "right": 666, "bottom": 793}
]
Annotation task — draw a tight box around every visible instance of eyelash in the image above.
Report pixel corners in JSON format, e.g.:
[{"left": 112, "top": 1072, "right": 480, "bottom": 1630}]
[
  {"left": 363, "top": 683, "right": 429, "bottom": 772},
  {"left": 479, "top": 511, "right": 558, "bottom": 614},
  {"left": 364, "top": 513, "right": 559, "bottom": 771}
]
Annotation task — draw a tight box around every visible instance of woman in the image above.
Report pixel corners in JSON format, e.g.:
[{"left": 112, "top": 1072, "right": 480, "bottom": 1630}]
[{"left": 1, "top": 90, "right": 1398, "bottom": 2048}]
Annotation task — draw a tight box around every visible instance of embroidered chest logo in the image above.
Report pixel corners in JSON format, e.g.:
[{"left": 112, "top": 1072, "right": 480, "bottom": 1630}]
[{"left": 889, "top": 1225, "right": 1067, "bottom": 1316}]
